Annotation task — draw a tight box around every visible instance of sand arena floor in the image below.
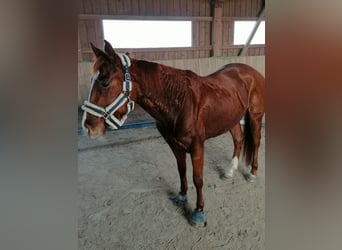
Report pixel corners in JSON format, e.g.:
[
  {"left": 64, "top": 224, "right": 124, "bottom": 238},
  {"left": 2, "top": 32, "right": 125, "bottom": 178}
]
[{"left": 78, "top": 106, "right": 265, "bottom": 249}]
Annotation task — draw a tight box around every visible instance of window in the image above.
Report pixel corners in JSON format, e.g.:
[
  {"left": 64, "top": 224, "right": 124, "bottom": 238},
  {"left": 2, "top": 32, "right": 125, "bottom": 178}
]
[
  {"left": 102, "top": 20, "right": 192, "bottom": 48},
  {"left": 233, "top": 21, "right": 265, "bottom": 45}
]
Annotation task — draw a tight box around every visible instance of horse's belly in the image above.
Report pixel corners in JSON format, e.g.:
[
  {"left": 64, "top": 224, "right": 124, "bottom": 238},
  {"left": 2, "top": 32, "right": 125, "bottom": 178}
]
[{"left": 204, "top": 109, "right": 245, "bottom": 139}]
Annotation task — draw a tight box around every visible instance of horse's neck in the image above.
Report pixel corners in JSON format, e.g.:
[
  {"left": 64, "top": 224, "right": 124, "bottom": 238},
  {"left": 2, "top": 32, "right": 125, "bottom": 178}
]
[{"left": 131, "top": 60, "right": 185, "bottom": 120}]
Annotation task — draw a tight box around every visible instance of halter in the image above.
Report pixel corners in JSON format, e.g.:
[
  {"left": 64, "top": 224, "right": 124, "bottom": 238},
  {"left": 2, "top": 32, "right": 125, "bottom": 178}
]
[{"left": 81, "top": 53, "right": 135, "bottom": 130}]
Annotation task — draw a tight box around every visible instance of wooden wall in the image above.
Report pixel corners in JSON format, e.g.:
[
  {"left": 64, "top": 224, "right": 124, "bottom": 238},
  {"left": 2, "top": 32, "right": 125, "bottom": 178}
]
[{"left": 78, "top": 0, "right": 265, "bottom": 61}]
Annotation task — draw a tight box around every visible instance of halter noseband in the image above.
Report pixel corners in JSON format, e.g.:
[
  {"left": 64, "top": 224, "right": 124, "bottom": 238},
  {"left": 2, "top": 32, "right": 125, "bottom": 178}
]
[{"left": 81, "top": 53, "right": 135, "bottom": 130}]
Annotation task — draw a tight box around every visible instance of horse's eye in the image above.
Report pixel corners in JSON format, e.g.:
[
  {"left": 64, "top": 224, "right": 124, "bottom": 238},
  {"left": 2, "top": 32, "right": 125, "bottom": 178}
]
[{"left": 101, "top": 81, "right": 110, "bottom": 87}]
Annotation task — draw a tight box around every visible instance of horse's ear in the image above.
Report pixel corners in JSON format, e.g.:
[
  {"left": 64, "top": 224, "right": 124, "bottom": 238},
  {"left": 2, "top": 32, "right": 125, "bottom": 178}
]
[
  {"left": 90, "top": 42, "right": 107, "bottom": 58},
  {"left": 104, "top": 40, "right": 116, "bottom": 57},
  {"left": 103, "top": 40, "right": 122, "bottom": 65}
]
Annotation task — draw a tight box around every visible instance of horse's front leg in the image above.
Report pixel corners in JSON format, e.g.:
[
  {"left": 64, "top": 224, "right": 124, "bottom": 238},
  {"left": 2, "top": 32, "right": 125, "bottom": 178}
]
[
  {"left": 169, "top": 144, "right": 188, "bottom": 206},
  {"left": 189, "top": 140, "right": 206, "bottom": 227}
]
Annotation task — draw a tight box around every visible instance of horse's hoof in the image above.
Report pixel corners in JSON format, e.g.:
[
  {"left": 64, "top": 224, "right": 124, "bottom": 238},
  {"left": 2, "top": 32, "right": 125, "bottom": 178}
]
[
  {"left": 245, "top": 173, "right": 257, "bottom": 183},
  {"left": 223, "top": 170, "right": 234, "bottom": 178},
  {"left": 189, "top": 210, "right": 206, "bottom": 227},
  {"left": 171, "top": 193, "right": 187, "bottom": 206}
]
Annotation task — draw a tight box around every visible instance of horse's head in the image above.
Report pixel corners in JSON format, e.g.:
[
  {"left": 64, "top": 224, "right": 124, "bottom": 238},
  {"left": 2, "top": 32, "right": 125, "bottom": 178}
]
[{"left": 81, "top": 40, "right": 135, "bottom": 138}]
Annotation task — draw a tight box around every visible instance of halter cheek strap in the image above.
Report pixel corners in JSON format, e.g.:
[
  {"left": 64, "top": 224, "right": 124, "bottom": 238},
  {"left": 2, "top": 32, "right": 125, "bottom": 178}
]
[{"left": 81, "top": 53, "right": 135, "bottom": 130}]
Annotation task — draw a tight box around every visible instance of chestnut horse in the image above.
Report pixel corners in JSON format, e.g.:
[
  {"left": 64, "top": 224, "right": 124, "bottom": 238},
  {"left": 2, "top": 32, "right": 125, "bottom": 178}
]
[{"left": 82, "top": 40, "right": 265, "bottom": 227}]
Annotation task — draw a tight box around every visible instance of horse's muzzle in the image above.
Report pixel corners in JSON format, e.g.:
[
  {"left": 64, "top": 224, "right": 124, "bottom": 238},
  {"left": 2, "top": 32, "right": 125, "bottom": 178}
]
[{"left": 85, "top": 123, "right": 106, "bottom": 138}]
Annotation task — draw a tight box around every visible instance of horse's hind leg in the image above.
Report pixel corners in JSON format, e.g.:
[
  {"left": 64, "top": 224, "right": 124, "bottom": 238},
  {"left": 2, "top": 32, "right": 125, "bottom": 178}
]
[
  {"left": 247, "top": 111, "right": 263, "bottom": 181},
  {"left": 224, "top": 124, "right": 243, "bottom": 178}
]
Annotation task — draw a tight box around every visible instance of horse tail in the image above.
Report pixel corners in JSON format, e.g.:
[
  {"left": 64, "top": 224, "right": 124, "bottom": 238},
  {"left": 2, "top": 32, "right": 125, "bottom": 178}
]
[{"left": 243, "top": 111, "right": 254, "bottom": 166}]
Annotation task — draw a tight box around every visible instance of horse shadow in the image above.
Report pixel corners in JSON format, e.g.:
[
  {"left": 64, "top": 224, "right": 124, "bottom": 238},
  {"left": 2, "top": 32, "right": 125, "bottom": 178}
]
[
  {"left": 205, "top": 142, "right": 251, "bottom": 182},
  {"left": 167, "top": 190, "right": 193, "bottom": 218},
  {"left": 155, "top": 176, "right": 193, "bottom": 222}
]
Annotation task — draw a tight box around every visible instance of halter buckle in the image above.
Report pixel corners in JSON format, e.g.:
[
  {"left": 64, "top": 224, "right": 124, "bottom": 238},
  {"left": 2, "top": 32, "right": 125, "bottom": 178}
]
[
  {"left": 103, "top": 110, "right": 110, "bottom": 119},
  {"left": 124, "top": 72, "right": 131, "bottom": 81}
]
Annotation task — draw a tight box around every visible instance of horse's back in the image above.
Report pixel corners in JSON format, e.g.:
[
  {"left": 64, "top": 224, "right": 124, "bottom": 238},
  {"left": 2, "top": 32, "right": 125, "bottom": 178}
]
[
  {"left": 215, "top": 63, "right": 265, "bottom": 109},
  {"left": 196, "top": 63, "right": 264, "bottom": 139},
  {"left": 215, "top": 63, "right": 264, "bottom": 86}
]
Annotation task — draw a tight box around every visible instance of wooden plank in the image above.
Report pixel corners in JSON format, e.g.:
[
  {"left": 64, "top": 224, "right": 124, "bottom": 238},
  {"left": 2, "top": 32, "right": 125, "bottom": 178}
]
[
  {"left": 246, "top": 0, "right": 252, "bottom": 16},
  {"left": 180, "top": 51, "right": 187, "bottom": 59},
  {"left": 187, "top": 50, "right": 194, "bottom": 59},
  {"left": 160, "top": 0, "right": 168, "bottom": 15},
  {"left": 222, "top": 44, "right": 264, "bottom": 49},
  {"left": 167, "top": 0, "right": 173, "bottom": 15},
  {"left": 78, "top": 20, "right": 89, "bottom": 50},
  {"left": 205, "top": 0, "right": 211, "bottom": 16},
  {"left": 116, "top": 0, "right": 124, "bottom": 15},
  {"left": 212, "top": 0, "right": 223, "bottom": 56},
  {"left": 152, "top": 0, "right": 161, "bottom": 16},
  {"left": 130, "top": 0, "right": 139, "bottom": 15},
  {"left": 145, "top": 0, "right": 153, "bottom": 15},
  {"left": 180, "top": 0, "right": 187, "bottom": 16},
  {"left": 222, "top": 16, "right": 259, "bottom": 21},
  {"left": 82, "top": 0, "right": 93, "bottom": 14},
  {"left": 222, "top": 0, "right": 228, "bottom": 16},
  {"left": 94, "top": 0, "right": 102, "bottom": 14},
  {"left": 222, "top": 21, "right": 229, "bottom": 46},
  {"left": 192, "top": 21, "right": 199, "bottom": 46},
  {"left": 185, "top": 0, "right": 192, "bottom": 16},
  {"left": 94, "top": 19, "right": 104, "bottom": 47},
  {"left": 107, "top": 0, "right": 116, "bottom": 14},
  {"left": 220, "top": 45, "right": 265, "bottom": 57},
  {"left": 235, "top": 0, "right": 241, "bottom": 16},
  {"left": 173, "top": 0, "right": 180, "bottom": 16},
  {"left": 78, "top": 14, "right": 212, "bottom": 21},
  {"left": 98, "top": 0, "right": 109, "bottom": 14},
  {"left": 78, "top": 32, "right": 83, "bottom": 61},
  {"left": 79, "top": 0, "right": 84, "bottom": 13},
  {"left": 139, "top": 0, "right": 147, "bottom": 16},
  {"left": 193, "top": 49, "right": 199, "bottom": 59},
  {"left": 228, "top": 21, "right": 234, "bottom": 45},
  {"left": 248, "top": 47, "right": 254, "bottom": 56},
  {"left": 229, "top": 0, "right": 234, "bottom": 17},
  {"left": 250, "top": 0, "right": 256, "bottom": 15},
  {"left": 168, "top": 51, "right": 175, "bottom": 59},
  {"left": 81, "top": 46, "right": 212, "bottom": 56},
  {"left": 199, "top": 21, "right": 206, "bottom": 46},
  {"left": 122, "top": 0, "right": 130, "bottom": 15},
  {"left": 200, "top": 0, "right": 206, "bottom": 16},
  {"left": 240, "top": 0, "right": 246, "bottom": 16},
  {"left": 163, "top": 51, "right": 169, "bottom": 60},
  {"left": 192, "top": 0, "right": 200, "bottom": 16},
  {"left": 86, "top": 20, "right": 96, "bottom": 46},
  {"left": 200, "top": 50, "right": 206, "bottom": 58},
  {"left": 204, "top": 21, "right": 210, "bottom": 45}
]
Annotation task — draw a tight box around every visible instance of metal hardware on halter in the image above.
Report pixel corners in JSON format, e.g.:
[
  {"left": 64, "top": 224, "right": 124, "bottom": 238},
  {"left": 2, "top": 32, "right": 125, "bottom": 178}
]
[
  {"left": 103, "top": 110, "right": 110, "bottom": 119},
  {"left": 81, "top": 53, "right": 135, "bottom": 130}
]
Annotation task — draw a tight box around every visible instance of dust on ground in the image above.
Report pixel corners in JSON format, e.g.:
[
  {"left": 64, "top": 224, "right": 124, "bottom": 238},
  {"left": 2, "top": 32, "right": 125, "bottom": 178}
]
[{"left": 78, "top": 118, "right": 265, "bottom": 249}]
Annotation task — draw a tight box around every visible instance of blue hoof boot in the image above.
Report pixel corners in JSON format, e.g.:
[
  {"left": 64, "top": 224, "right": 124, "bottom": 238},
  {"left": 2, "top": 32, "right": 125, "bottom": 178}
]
[
  {"left": 245, "top": 173, "right": 257, "bottom": 183},
  {"left": 189, "top": 210, "right": 206, "bottom": 227},
  {"left": 171, "top": 193, "right": 187, "bottom": 206}
]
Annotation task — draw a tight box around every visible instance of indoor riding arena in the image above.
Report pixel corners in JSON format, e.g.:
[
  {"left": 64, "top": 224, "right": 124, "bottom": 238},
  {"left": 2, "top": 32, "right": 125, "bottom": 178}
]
[{"left": 78, "top": 1, "right": 265, "bottom": 249}]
